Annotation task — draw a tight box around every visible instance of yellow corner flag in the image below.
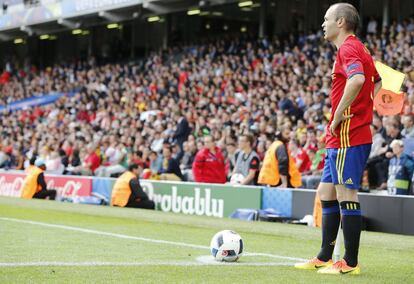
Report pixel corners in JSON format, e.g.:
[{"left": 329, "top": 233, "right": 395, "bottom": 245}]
[
  {"left": 375, "top": 61, "right": 405, "bottom": 93},
  {"left": 374, "top": 61, "right": 406, "bottom": 116}
]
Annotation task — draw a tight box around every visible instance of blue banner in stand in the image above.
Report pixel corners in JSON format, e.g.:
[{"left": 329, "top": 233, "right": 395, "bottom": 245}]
[
  {"left": 0, "top": 92, "right": 76, "bottom": 113},
  {"left": 261, "top": 187, "right": 293, "bottom": 217}
]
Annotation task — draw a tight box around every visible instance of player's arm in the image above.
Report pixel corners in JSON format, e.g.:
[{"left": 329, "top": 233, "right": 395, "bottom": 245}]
[{"left": 373, "top": 74, "right": 382, "bottom": 98}]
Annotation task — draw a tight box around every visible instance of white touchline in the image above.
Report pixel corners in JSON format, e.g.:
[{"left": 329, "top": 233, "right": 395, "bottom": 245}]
[
  {"left": 0, "top": 261, "right": 296, "bottom": 267},
  {"left": 0, "top": 217, "right": 306, "bottom": 262}
]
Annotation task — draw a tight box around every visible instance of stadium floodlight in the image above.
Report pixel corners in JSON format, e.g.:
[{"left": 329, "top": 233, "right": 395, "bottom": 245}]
[
  {"left": 212, "top": 11, "right": 223, "bottom": 16},
  {"left": 241, "top": 26, "right": 247, "bottom": 32},
  {"left": 82, "top": 30, "right": 90, "bottom": 35},
  {"left": 99, "top": 11, "right": 124, "bottom": 22},
  {"left": 14, "top": 38, "right": 24, "bottom": 44},
  {"left": 39, "top": 34, "right": 50, "bottom": 40},
  {"left": 57, "top": 18, "right": 81, "bottom": 29},
  {"left": 238, "top": 1, "right": 253, "bottom": 8},
  {"left": 187, "top": 9, "right": 201, "bottom": 16},
  {"left": 20, "top": 26, "right": 33, "bottom": 36},
  {"left": 49, "top": 35, "right": 57, "bottom": 40},
  {"left": 107, "top": 23, "right": 119, "bottom": 29},
  {"left": 147, "top": 16, "right": 160, "bottom": 23},
  {"left": 200, "top": 11, "right": 210, "bottom": 16},
  {"left": 72, "top": 29, "right": 82, "bottom": 35}
]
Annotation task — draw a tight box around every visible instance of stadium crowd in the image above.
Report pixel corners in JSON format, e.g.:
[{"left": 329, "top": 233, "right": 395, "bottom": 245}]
[{"left": 0, "top": 16, "right": 414, "bottom": 194}]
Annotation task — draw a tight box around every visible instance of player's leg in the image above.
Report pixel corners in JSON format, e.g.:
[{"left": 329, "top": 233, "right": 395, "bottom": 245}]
[
  {"left": 316, "top": 182, "right": 340, "bottom": 262},
  {"left": 295, "top": 149, "right": 339, "bottom": 269},
  {"left": 318, "top": 144, "right": 371, "bottom": 275}
]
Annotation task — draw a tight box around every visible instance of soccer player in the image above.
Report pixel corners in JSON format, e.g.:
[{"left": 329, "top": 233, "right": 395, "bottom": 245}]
[{"left": 295, "top": 3, "right": 382, "bottom": 275}]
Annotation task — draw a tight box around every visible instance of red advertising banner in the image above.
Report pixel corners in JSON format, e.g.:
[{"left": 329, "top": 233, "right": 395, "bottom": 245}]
[{"left": 0, "top": 171, "right": 92, "bottom": 198}]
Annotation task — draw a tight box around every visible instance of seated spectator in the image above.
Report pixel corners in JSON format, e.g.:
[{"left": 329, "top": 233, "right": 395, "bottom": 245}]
[
  {"left": 180, "top": 141, "right": 196, "bottom": 182},
  {"left": 387, "top": 140, "right": 414, "bottom": 195},
  {"left": 21, "top": 159, "right": 57, "bottom": 200},
  {"left": 111, "top": 163, "right": 155, "bottom": 209},
  {"left": 192, "top": 136, "right": 226, "bottom": 184},
  {"left": 225, "top": 141, "right": 239, "bottom": 181},
  {"left": 289, "top": 139, "right": 311, "bottom": 174},
  {"left": 401, "top": 115, "right": 414, "bottom": 138},
  {"left": 148, "top": 151, "right": 162, "bottom": 177},
  {"left": 232, "top": 134, "right": 261, "bottom": 185},
  {"left": 95, "top": 143, "right": 128, "bottom": 177},
  {"left": 45, "top": 149, "right": 64, "bottom": 174},
  {"left": 159, "top": 144, "right": 184, "bottom": 181},
  {"left": 366, "top": 125, "right": 388, "bottom": 188},
  {"left": 71, "top": 144, "right": 100, "bottom": 176}
]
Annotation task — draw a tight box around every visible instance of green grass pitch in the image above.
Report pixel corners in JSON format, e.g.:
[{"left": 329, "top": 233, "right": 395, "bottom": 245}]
[{"left": 0, "top": 197, "right": 413, "bottom": 283}]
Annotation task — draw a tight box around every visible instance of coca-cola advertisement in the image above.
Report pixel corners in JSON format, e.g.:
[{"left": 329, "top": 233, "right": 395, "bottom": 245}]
[{"left": 0, "top": 171, "right": 92, "bottom": 198}]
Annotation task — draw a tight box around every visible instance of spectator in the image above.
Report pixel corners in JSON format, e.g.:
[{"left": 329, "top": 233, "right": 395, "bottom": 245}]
[
  {"left": 148, "top": 150, "right": 162, "bottom": 177},
  {"left": 225, "top": 141, "right": 239, "bottom": 181},
  {"left": 387, "top": 140, "right": 414, "bottom": 195},
  {"left": 367, "top": 17, "right": 378, "bottom": 35},
  {"left": 172, "top": 111, "right": 191, "bottom": 152},
  {"left": 159, "top": 144, "right": 184, "bottom": 181},
  {"left": 180, "top": 141, "right": 197, "bottom": 182},
  {"left": 366, "top": 125, "right": 388, "bottom": 188},
  {"left": 192, "top": 136, "right": 226, "bottom": 184},
  {"left": 232, "top": 133, "right": 260, "bottom": 185},
  {"left": 289, "top": 139, "right": 311, "bottom": 174},
  {"left": 75, "top": 144, "right": 100, "bottom": 176},
  {"left": 401, "top": 115, "right": 414, "bottom": 138}
]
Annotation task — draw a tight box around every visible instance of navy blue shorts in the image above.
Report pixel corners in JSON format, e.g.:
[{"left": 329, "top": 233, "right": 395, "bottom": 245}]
[{"left": 321, "top": 144, "right": 371, "bottom": 190}]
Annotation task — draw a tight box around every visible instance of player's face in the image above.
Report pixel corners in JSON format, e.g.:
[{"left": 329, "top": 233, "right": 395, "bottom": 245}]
[{"left": 322, "top": 6, "right": 339, "bottom": 42}]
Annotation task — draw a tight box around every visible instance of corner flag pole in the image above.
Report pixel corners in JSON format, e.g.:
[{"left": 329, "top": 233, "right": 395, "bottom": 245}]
[{"left": 333, "top": 222, "right": 342, "bottom": 262}]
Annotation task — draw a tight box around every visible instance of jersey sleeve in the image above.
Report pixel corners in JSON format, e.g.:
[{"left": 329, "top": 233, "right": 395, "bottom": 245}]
[
  {"left": 373, "top": 65, "right": 382, "bottom": 83},
  {"left": 340, "top": 44, "right": 365, "bottom": 79},
  {"left": 249, "top": 157, "right": 260, "bottom": 171}
]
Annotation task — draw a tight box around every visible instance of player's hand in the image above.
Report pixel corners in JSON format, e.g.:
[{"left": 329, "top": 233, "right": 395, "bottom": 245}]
[{"left": 329, "top": 112, "right": 353, "bottom": 137}]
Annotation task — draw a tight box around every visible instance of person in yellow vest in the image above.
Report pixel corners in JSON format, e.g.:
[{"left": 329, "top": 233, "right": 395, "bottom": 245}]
[
  {"left": 21, "top": 159, "right": 57, "bottom": 200},
  {"left": 111, "top": 163, "right": 155, "bottom": 209},
  {"left": 25, "top": 156, "right": 37, "bottom": 174},
  {"left": 258, "top": 127, "right": 302, "bottom": 188}
]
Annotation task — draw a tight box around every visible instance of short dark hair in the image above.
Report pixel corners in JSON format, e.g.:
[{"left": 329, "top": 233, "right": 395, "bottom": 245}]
[
  {"left": 128, "top": 163, "right": 141, "bottom": 171},
  {"left": 241, "top": 133, "right": 255, "bottom": 146},
  {"left": 332, "top": 3, "right": 360, "bottom": 32}
]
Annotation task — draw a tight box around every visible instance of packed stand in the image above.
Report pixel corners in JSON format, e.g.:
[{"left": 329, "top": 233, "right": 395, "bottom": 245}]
[{"left": 0, "top": 16, "right": 414, "bottom": 195}]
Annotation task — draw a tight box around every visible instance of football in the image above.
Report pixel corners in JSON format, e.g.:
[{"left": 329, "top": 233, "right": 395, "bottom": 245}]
[
  {"left": 230, "top": 173, "right": 245, "bottom": 184},
  {"left": 210, "top": 230, "right": 243, "bottom": 262}
]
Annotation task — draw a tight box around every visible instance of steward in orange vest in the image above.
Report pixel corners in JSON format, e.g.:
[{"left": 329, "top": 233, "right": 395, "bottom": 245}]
[
  {"left": 111, "top": 163, "right": 155, "bottom": 209},
  {"left": 21, "top": 159, "right": 57, "bottom": 200},
  {"left": 25, "top": 156, "right": 37, "bottom": 174},
  {"left": 258, "top": 129, "right": 302, "bottom": 188}
]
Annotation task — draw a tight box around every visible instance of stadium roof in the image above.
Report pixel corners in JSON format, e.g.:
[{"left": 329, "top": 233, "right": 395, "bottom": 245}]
[{"left": 0, "top": 0, "right": 241, "bottom": 41}]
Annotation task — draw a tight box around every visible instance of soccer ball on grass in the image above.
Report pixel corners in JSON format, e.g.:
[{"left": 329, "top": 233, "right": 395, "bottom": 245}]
[{"left": 210, "top": 230, "right": 243, "bottom": 262}]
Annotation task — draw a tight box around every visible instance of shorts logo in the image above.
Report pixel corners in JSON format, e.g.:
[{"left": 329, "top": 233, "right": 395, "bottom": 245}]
[{"left": 345, "top": 178, "right": 353, "bottom": 185}]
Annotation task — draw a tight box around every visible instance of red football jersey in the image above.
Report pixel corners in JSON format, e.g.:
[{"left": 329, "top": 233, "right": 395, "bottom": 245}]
[{"left": 326, "top": 35, "right": 381, "bottom": 149}]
